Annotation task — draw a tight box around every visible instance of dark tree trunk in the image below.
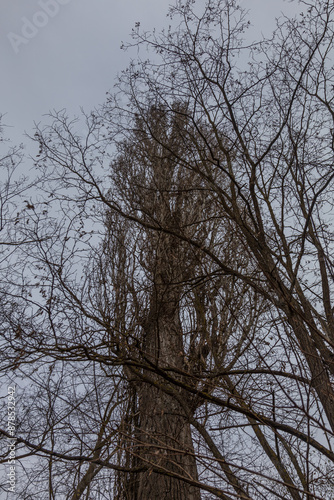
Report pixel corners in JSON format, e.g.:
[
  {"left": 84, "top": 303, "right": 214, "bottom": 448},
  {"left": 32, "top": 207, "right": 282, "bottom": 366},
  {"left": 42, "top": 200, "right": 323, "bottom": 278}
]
[
  {"left": 135, "top": 230, "right": 201, "bottom": 499},
  {"left": 136, "top": 297, "right": 200, "bottom": 499}
]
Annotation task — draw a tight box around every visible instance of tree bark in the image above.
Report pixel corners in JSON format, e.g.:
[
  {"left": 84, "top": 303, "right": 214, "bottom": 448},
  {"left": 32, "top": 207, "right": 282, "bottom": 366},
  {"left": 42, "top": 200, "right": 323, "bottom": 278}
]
[{"left": 135, "top": 231, "right": 201, "bottom": 500}]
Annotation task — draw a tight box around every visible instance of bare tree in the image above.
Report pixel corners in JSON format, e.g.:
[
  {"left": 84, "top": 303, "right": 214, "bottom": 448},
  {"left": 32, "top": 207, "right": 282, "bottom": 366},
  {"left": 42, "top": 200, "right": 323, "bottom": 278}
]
[{"left": 1, "top": 1, "right": 334, "bottom": 498}]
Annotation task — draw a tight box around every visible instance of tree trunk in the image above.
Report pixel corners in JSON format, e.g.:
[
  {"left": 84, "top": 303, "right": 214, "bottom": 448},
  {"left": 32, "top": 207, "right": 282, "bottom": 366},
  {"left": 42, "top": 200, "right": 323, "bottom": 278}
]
[{"left": 135, "top": 232, "right": 201, "bottom": 499}]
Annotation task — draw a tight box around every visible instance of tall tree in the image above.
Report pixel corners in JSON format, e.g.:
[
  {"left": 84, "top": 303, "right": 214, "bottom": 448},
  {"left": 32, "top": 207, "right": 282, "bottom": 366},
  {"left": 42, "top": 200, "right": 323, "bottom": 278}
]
[
  {"left": 1, "top": 1, "right": 334, "bottom": 498},
  {"left": 112, "top": 106, "right": 204, "bottom": 498}
]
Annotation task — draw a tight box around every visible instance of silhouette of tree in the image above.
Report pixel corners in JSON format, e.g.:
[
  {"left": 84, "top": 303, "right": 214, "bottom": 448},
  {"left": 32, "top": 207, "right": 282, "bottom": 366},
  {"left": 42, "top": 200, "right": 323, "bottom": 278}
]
[{"left": 1, "top": 1, "right": 334, "bottom": 498}]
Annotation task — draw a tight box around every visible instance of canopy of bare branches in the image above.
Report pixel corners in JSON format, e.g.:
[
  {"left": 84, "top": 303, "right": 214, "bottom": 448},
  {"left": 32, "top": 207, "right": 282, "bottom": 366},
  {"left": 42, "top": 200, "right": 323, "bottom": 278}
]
[{"left": 1, "top": 1, "right": 334, "bottom": 498}]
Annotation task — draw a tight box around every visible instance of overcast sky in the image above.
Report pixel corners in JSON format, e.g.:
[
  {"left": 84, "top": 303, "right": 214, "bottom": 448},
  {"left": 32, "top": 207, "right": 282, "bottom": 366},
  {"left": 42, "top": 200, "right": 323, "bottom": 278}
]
[{"left": 1, "top": 0, "right": 300, "bottom": 147}]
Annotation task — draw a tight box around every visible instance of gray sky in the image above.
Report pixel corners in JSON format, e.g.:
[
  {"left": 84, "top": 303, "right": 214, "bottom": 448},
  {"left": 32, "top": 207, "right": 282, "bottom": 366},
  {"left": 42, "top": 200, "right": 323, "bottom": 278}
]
[
  {"left": 1, "top": 0, "right": 300, "bottom": 146},
  {"left": 1, "top": 0, "right": 169, "bottom": 141}
]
